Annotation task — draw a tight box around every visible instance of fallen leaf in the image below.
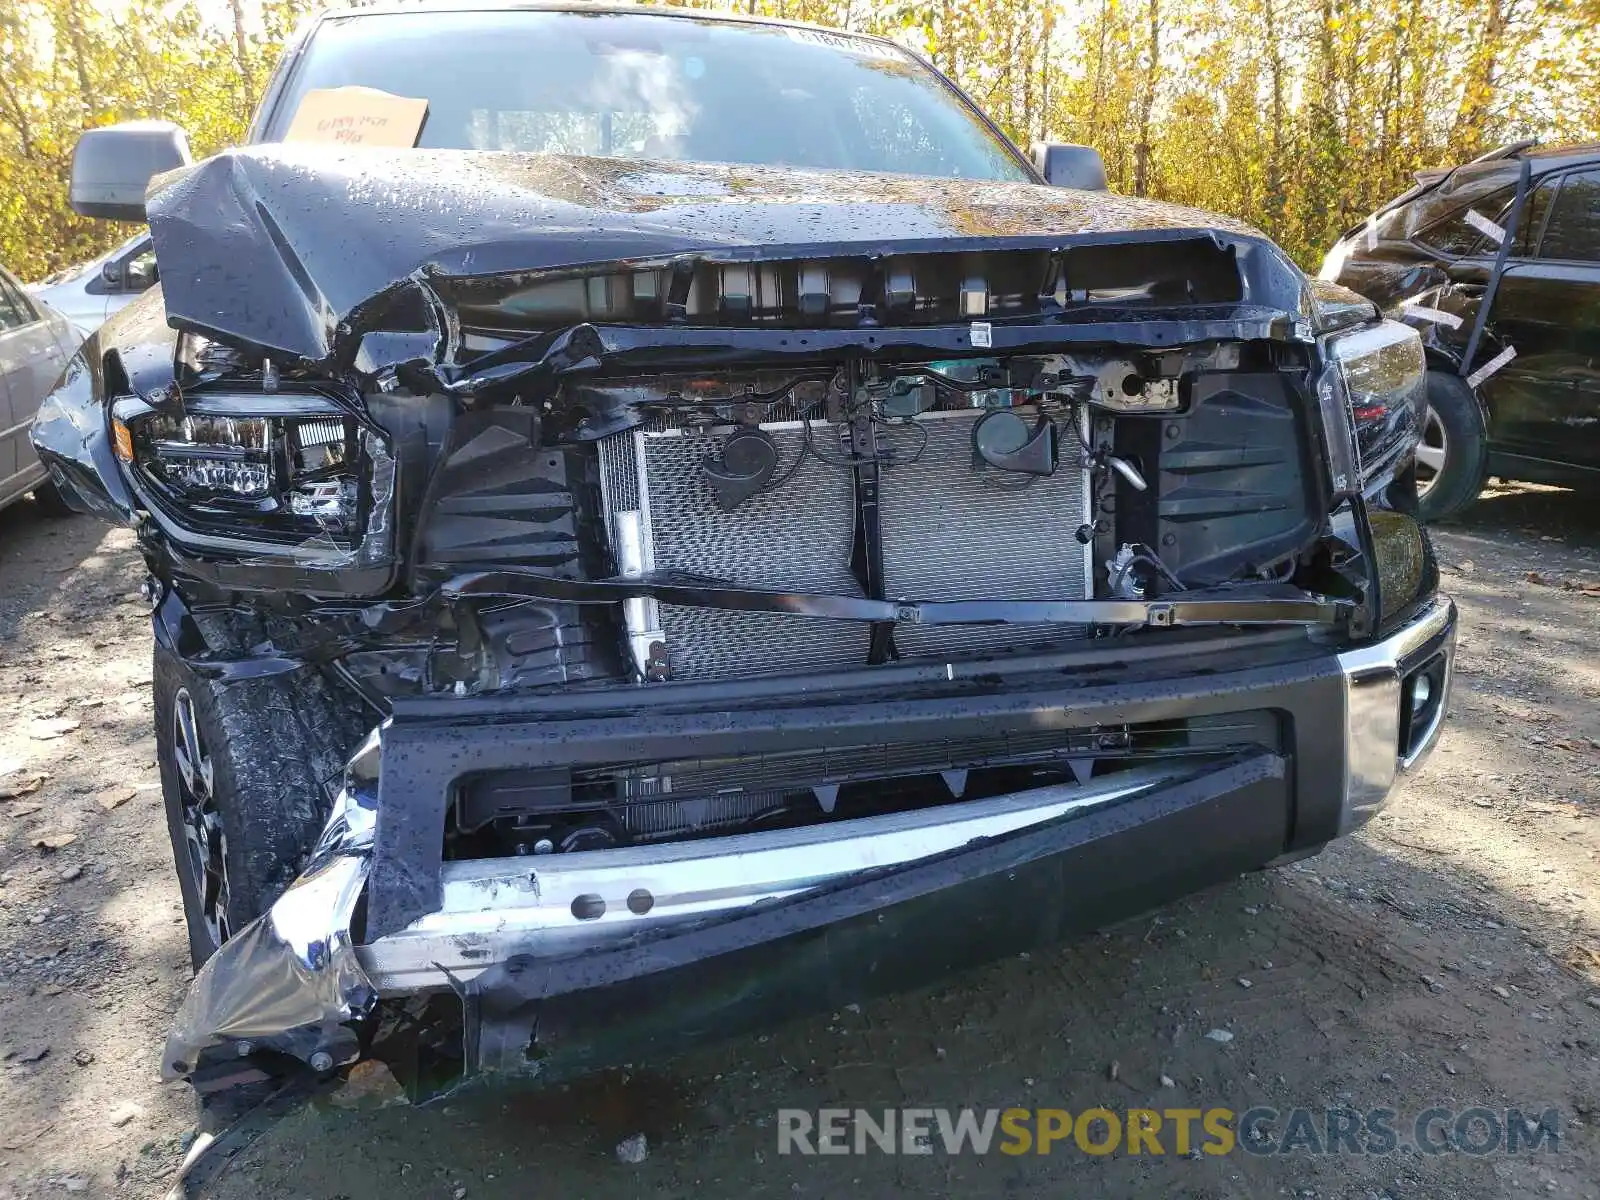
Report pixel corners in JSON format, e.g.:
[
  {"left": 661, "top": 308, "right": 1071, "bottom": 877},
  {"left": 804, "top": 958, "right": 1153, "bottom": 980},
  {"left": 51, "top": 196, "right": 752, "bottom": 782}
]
[
  {"left": 0, "top": 774, "right": 43, "bottom": 799},
  {"left": 27, "top": 717, "right": 80, "bottom": 740},
  {"left": 1526, "top": 570, "right": 1549, "bottom": 585},
  {"left": 95, "top": 787, "right": 135, "bottom": 811},
  {"left": 31, "top": 832, "right": 76, "bottom": 851},
  {"left": 8, "top": 803, "right": 44, "bottom": 818}
]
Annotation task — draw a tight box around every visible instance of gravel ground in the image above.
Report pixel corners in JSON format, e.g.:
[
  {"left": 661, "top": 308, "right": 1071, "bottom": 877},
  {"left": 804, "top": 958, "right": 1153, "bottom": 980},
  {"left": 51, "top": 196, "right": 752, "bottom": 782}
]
[{"left": 2, "top": 481, "right": 1599, "bottom": 1199}]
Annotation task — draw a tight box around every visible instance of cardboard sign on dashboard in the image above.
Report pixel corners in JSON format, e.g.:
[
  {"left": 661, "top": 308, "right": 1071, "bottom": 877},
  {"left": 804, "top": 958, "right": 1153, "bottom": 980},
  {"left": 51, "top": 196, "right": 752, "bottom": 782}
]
[{"left": 283, "top": 87, "right": 428, "bottom": 148}]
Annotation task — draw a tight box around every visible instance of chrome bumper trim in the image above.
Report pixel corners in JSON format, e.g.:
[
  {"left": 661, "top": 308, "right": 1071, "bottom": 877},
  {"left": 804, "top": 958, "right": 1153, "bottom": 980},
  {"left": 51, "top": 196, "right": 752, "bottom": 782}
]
[
  {"left": 357, "top": 762, "right": 1193, "bottom": 993},
  {"left": 1335, "top": 596, "right": 1457, "bottom": 834}
]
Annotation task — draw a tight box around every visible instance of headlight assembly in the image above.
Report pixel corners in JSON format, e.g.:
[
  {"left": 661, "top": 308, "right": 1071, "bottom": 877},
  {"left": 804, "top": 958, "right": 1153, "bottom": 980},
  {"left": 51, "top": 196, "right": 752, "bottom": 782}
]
[
  {"left": 130, "top": 414, "right": 274, "bottom": 500},
  {"left": 1317, "top": 319, "right": 1427, "bottom": 492},
  {"left": 111, "top": 390, "right": 396, "bottom": 582}
]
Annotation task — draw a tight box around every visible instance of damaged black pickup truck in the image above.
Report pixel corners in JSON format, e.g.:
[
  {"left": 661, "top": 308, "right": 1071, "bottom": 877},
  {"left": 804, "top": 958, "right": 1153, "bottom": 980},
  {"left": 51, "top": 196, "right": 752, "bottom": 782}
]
[{"left": 36, "top": 3, "right": 1455, "bottom": 1103}]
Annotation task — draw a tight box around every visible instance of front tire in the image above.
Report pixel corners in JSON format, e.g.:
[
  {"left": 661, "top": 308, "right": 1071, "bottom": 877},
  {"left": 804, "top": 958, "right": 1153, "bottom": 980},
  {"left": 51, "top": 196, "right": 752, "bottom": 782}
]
[
  {"left": 153, "top": 640, "right": 364, "bottom": 969},
  {"left": 1415, "top": 371, "right": 1487, "bottom": 522}
]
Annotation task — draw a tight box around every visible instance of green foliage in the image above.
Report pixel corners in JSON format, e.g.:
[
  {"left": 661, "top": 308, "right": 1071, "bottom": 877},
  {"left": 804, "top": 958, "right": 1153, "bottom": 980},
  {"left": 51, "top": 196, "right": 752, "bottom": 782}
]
[{"left": 1, "top": 0, "right": 1595, "bottom": 281}]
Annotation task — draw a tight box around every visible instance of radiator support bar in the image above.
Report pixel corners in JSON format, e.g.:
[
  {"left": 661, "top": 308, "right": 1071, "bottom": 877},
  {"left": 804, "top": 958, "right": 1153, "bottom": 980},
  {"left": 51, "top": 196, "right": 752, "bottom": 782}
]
[{"left": 443, "top": 571, "right": 1349, "bottom": 629}]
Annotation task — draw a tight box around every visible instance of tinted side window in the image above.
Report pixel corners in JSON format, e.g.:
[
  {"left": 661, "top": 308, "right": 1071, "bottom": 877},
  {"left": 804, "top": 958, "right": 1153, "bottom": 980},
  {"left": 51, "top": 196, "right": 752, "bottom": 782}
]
[
  {"left": 1510, "top": 179, "right": 1554, "bottom": 254},
  {"left": 0, "top": 273, "right": 32, "bottom": 331},
  {"left": 1414, "top": 185, "right": 1512, "bottom": 255},
  {"left": 1538, "top": 170, "right": 1600, "bottom": 263}
]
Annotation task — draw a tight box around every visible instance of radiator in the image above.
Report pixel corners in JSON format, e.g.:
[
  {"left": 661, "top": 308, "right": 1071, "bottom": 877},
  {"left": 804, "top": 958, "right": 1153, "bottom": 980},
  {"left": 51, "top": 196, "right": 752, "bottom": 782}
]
[{"left": 598, "top": 411, "right": 1092, "bottom": 681}]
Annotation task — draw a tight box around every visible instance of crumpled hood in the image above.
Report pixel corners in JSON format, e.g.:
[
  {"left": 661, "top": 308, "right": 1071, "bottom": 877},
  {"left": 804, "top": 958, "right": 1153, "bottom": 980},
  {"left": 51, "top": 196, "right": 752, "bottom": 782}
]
[{"left": 145, "top": 144, "right": 1298, "bottom": 370}]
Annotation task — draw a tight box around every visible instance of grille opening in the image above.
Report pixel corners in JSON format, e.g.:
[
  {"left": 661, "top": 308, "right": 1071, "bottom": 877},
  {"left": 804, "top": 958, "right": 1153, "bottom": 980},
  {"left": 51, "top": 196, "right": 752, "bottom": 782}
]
[
  {"left": 596, "top": 406, "right": 1094, "bottom": 682},
  {"left": 444, "top": 240, "right": 1246, "bottom": 330},
  {"left": 440, "top": 713, "right": 1277, "bottom": 860}
]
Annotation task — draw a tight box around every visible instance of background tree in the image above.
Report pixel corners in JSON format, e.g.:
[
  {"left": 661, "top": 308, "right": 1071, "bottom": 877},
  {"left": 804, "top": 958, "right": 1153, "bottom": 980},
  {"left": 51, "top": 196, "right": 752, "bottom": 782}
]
[{"left": 1, "top": 0, "right": 1596, "bottom": 282}]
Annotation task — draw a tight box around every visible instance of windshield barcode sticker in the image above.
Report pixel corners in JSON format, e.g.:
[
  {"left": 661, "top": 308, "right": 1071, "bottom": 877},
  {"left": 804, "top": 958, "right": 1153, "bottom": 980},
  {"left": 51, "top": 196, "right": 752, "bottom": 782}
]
[
  {"left": 1465, "top": 209, "right": 1507, "bottom": 245},
  {"left": 1466, "top": 344, "right": 1516, "bottom": 389},
  {"left": 970, "top": 322, "right": 993, "bottom": 349}
]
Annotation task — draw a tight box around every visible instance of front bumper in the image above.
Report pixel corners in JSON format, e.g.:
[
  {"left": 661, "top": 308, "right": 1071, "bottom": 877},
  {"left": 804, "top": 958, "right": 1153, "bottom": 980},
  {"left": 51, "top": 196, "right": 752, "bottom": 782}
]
[{"left": 164, "top": 596, "right": 1455, "bottom": 1089}]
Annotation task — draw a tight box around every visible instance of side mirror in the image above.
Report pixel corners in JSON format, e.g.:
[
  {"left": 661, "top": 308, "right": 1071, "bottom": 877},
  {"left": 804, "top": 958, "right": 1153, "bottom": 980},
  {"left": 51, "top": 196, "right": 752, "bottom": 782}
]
[
  {"left": 69, "top": 121, "right": 192, "bottom": 222},
  {"left": 1031, "top": 142, "right": 1108, "bottom": 192}
]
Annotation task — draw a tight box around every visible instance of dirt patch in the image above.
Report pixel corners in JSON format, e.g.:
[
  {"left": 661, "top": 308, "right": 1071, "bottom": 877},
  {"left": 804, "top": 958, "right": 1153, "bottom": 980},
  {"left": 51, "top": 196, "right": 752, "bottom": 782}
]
[{"left": 2, "top": 482, "right": 1599, "bottom": 1198}]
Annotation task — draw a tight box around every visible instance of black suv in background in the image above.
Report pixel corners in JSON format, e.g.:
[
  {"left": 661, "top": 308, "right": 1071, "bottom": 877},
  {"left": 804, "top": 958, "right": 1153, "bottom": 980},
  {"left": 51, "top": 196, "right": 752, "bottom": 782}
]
[{"left": 1322, "top": 142, "right": 1600, "bottom": 519}]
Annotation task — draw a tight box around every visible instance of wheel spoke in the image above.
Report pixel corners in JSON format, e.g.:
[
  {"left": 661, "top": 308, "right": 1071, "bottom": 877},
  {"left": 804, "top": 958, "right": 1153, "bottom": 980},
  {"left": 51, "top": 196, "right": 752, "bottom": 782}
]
[
  {"left": 171, "top": 686, "right": 228, "bottom": 949},
  {"left": 174, "top": 694, "right": 204, "bottom": 795},
  {"left": 173, "top": 718, "right": 196, "bottom": 795},
  {"left": 1415, "top": 444, "right": 1447, "bottom": 473},
  {"left": 1415, "top": 405, "right": 1450, "bottom": 500},
  {"left": 183, "top": 823, "right": 208, "bottom": 883}
]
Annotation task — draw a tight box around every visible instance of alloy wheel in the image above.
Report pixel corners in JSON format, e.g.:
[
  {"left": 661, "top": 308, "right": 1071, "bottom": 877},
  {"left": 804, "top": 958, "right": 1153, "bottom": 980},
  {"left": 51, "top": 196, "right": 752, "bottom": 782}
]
[
  {"left": 1415, "top": 405, "right": 1449, "bottom": 499},
  {"left": 172, "top": 687, "right": 231, "bottom": 948}
]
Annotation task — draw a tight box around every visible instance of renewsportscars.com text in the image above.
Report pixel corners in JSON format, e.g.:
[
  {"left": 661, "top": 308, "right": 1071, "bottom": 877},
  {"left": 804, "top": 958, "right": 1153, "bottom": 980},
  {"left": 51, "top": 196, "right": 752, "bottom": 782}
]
[{"left": 777, "top": 1106, "right": 1562, "bottom": 1157}]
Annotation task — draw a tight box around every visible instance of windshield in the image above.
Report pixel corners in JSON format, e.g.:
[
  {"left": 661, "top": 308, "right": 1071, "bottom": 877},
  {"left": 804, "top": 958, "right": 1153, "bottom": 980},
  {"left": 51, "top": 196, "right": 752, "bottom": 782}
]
[{"left": 260, "top": 10, "right": 1030, "bottom": 182}]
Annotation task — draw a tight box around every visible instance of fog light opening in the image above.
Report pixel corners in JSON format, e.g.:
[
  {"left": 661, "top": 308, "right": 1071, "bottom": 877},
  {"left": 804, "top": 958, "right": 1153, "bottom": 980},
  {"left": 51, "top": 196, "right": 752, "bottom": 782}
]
[{"left": 1399, "top": 654, "right": 1447, "bottom": 762}]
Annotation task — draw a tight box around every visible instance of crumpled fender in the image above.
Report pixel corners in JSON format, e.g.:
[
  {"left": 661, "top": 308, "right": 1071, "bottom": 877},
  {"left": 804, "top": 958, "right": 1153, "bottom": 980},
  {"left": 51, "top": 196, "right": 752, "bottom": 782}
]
[
  {"left": 1386, "top": 280, "right": 1482, "bottom": 372},
  {"left": 30, "top": 340, "right": 133, "bottom": 522},
  {"left": 30, "top": 287, "right": 186, "bottom": 521}
]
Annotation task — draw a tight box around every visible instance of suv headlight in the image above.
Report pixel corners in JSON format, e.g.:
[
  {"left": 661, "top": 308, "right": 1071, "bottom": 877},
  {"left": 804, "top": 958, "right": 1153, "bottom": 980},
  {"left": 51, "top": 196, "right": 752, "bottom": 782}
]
[
  {"left": 1317, "top": 319, "right": 1426, "bottom": 492},
  {"left": 111, "top": 390, "right": 396, "bottom": 580}
]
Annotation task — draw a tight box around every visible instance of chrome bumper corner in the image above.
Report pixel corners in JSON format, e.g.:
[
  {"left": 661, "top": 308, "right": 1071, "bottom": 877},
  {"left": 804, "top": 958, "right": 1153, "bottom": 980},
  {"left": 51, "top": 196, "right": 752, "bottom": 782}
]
[
  {"left": 161, "top": 734, "right": 380, "bottom": 1082},
  {"left": 1335, "top": 595, "right": 1457, "bottom": 835}
]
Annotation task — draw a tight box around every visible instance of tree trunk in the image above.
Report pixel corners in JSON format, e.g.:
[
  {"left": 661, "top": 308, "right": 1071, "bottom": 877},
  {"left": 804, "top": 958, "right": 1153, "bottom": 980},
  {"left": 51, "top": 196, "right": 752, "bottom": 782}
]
[
  {"left": 1038, "top": 0, "right": 1055, "bottom": 144},
  {"left": 1262, "top": 0, "right": 1287, "bottom": 228},
  {"left": 1088, "top": 0, "right": 1110, "bottom": 144},
  {"left": 1133, "top": 0, "right": 1160, "bottom": 196},
  {"left": 59, "top": 0, "right": 97, "bottom": 119},
  {"left": 0, "top": 73, "right": 35, "bottom": 160},
  {"left": 1451, "top": 0, "right": 1504, "bottom": 157},
  {"left": 230, "top": 0, "right": 256, "bottom": 112}
]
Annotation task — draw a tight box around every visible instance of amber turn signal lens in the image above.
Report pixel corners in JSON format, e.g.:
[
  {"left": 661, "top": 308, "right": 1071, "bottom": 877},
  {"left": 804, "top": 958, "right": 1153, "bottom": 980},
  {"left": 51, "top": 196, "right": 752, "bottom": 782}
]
[{"left": 112, "top": 418, "right": 134, "bottom": 463}]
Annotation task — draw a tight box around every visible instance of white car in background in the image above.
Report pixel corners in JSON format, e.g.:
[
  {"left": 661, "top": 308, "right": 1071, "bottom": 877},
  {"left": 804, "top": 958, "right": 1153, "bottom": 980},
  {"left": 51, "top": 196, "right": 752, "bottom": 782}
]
[
  {"left": 28, "top": 231, "right": 157, "bottom": 338},
  {"left": 1, "top": 263, "right": 78, "bottom": 514}
]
